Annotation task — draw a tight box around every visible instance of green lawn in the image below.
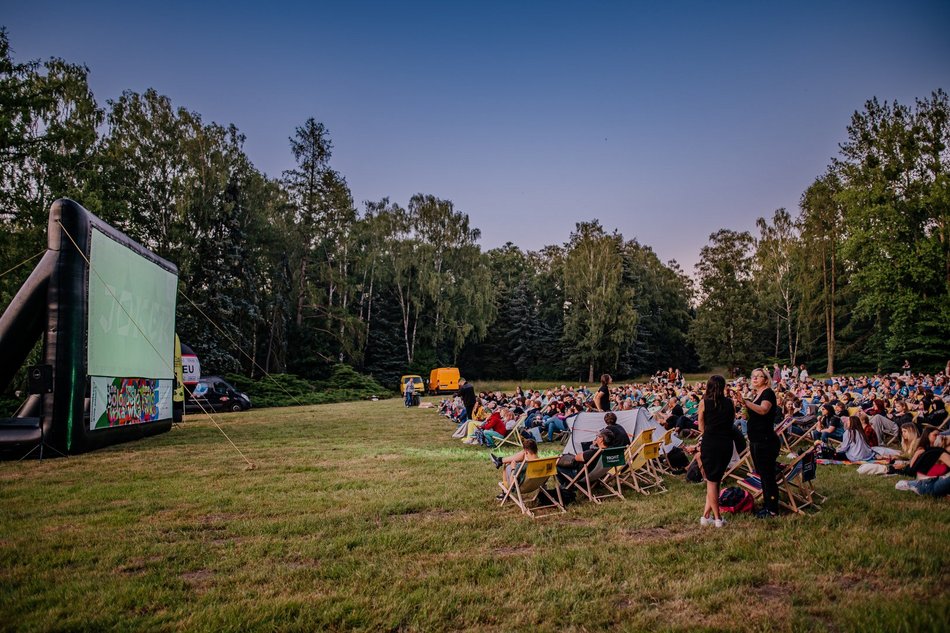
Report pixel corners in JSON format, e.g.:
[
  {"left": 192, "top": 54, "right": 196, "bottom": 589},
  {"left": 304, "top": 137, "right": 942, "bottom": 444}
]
[{"left": 1, "top": 397, "right": 948, "bottom": 632}]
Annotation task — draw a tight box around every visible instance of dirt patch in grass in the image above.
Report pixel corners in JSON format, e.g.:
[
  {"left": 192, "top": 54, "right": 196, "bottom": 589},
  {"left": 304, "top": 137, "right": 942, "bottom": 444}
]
[
  {"left": 620, "top": 525, "right": 697, "bottom": 543},
  {"left": 492, "top": 544, "right": 535, "bottom": 557},
  {"left": 754, "top": 582, "right": 793, "bottom": 601},
  {"left": 115, "top": 556, "right": 162, "bottom": 575},
  {"left": 181, "top": 569, "right": 213, "bottom": 592},
  {"left": 284, "top": 558, "right": 323, "bottom": 570},
  {"left": 392, "top": 507, "right": 459, "bottom": 521}
]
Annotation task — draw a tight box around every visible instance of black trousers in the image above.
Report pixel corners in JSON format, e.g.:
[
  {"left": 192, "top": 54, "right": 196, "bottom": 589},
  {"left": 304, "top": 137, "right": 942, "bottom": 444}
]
[{"left": 750, "top": 437, "right": 780, "bottom": 513}]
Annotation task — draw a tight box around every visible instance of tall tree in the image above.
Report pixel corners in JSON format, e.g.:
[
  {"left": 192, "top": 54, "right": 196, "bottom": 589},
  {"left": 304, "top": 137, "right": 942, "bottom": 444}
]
[
  {"left": 619, "top": 240, "right": 696, "bottom": 375},
  {"left": 0, "top": 28, "right": 102, "bottom": 303},
  {"left": 689, "top": 229, "right": 761, "bottom": 371},
  {"left": 754, "top": 208, "right": 804, "bottom": 365},
  {"left": 562, "top": 221, "right": 638, "bottom": 382},
  {"left": 800, "top": 172, "right": 845, "bottom": 373},
  {"left": 834, "top": 91, "right": 950, "bottom": 369}
]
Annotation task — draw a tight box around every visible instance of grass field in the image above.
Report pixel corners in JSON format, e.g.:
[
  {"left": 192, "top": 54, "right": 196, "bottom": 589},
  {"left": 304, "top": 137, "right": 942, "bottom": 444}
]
[{"left": 1, "top": 396, "right": 948, "bottom": 632}]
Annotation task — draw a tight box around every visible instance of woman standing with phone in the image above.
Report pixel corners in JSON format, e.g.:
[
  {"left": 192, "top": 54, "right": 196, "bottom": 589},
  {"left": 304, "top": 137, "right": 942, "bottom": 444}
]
[{"left": 735, "top": 368, "right": 781, "bottom": 518}]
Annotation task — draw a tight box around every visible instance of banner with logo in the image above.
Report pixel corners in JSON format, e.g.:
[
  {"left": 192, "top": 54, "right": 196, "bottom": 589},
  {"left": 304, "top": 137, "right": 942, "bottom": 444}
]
[{"left": 90, "top": 376, "right": 173, "bottom": 430}]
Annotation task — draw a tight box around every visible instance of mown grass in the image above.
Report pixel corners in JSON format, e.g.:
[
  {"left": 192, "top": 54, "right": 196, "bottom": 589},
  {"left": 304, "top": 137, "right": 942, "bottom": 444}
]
[{"left": 1, "top": 396, "right": 948, "bottom": 632}]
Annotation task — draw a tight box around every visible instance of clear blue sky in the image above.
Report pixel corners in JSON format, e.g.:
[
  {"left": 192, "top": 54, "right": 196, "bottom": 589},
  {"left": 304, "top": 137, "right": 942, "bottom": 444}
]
[{"left": 4, "top": 1, "right": 949, "bottom": 272}]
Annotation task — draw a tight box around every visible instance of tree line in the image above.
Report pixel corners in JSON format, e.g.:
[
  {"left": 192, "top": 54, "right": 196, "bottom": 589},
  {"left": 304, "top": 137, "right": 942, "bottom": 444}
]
[
  {"left": 692, "top": 90, "right": 949, "bottom": 375},
  {"left": 1, "top": 29, "right": 947, "bottom": 394}
]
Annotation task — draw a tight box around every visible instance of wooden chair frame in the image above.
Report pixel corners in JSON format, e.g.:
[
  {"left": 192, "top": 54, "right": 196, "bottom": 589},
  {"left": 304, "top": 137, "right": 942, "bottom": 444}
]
[
  {"left": 497, "top": 456, "right": 566, "bottom": 518},
  {"left": 562, "top": 446, "right": 627, "bottom": 504},
  {"left": 621, "top": 441, "right": 666, "bottom": 495},
  {"left": 733, "top": 446, "right": 824, "bottom": 514}
]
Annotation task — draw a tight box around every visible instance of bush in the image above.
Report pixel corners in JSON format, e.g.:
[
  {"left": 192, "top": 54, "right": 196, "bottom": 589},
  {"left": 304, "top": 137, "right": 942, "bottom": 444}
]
[{"left": 224, "top": 366, "right": 393, "bottom": 409}]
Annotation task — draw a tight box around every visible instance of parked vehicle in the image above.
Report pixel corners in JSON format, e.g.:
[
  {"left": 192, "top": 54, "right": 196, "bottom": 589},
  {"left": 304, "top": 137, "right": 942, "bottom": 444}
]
[
  {"left": 428, "top": 367, "right": 460, "bottom": 395},
  {"left": 400, "top": 375, "right": 425, "bottom": 395},
  {"left": 185, "top": 376, "right": 251, "bottom": 413}
]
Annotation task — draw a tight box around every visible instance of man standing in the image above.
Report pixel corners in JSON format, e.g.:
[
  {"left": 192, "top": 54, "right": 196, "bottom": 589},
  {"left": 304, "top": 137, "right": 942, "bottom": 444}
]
[{"left": 457, "top": 378, "right": 476, "bottom": 421}]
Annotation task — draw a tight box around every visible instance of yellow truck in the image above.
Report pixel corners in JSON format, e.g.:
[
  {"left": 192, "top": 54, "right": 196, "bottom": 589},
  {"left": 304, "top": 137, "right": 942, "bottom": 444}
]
[{"left": 428, "top": 367, "right": 460, "bottom": 395}]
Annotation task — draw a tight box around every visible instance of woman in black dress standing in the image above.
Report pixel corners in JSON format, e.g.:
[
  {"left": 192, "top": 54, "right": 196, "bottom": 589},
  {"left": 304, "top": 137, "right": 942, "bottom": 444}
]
[
  {"left": 736, "top": 367, "right": 780, "bottom": 518},
  {"left": 698, "top": 375, "right": 735, "bottom": 527},
  {"left": 593, "top": 374, "right": 612, "bottom": 412}
]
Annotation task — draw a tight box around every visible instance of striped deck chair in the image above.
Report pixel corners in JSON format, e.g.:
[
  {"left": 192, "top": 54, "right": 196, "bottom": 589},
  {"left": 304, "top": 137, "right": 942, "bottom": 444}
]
[
  {"left": 787, "top": 415, "right": 820, "bottom": 451},
  {"left": 722, "top": 444, "right": 753, "bottom": 483},
  {"left": 734, "top": 446, "right": 823, "bottom": 514},
  {"left": 493, "top": 414, "right": 527, "bottom": 450},
  {"left": 562, "top": 446, "right": 627, "bottom": 504},
  {"left": 497, "top": 456, "right": 565, "bottom": 518},
  {"left": 774, "top": 416, "right": 797, "bottom": 453}
]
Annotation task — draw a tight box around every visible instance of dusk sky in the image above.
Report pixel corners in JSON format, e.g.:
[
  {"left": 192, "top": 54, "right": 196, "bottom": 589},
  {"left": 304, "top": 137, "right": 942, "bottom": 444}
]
[{"left": 4, "top": 1, "right": 949, "bottom": 272}]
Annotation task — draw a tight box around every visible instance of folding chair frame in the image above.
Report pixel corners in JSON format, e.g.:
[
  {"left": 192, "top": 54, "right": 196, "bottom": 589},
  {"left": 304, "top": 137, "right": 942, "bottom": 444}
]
[
  {"left": 497, "top": 456, "right": 566, "bottom": 518},
  {"left": 562, "top": 447, "right": 627, "bottom": 504},
  {"left": 733, "top": 446, "right": 824, "bottom": 515},
  {"left": 621, "top": 441, "right": 666, "bottom": 495}
]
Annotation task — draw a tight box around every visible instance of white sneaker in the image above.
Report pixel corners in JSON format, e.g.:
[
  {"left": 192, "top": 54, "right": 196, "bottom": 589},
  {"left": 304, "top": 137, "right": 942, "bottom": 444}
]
[
  {"left": 714, "top": 518, "right": 727, "bottom": 528},
  {"left": 699, "top": 516, "right": 711, "bottom": 526},
  {"left": 895, "top": 480, "right": 913, "bottom": 491}
]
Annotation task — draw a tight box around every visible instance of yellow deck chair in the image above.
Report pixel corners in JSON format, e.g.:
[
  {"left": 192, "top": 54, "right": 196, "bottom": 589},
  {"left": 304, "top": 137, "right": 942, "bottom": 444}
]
[
  {"left": 622, "top": 441, "right": 666, "bottom": 495},
  {"left": 656, "top": 428, "right": 676, "bottom": 474},
  {"left": 629, "top": 429, "right": 653, "bottom": 454},
  {"left": 497, "top": 456, "right": 565, "bottom": 518}
]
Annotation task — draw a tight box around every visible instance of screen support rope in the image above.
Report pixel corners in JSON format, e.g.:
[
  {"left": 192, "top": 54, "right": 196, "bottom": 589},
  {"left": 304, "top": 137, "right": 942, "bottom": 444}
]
[
  {"left": 176, "top": 292, "right": 307, "bottom": 408},
  {"left": 0, "top": 249, "right": 46, "bottom": 280},
  {"left": 56, "top": 221, "right": 256, "bottom": 470}
]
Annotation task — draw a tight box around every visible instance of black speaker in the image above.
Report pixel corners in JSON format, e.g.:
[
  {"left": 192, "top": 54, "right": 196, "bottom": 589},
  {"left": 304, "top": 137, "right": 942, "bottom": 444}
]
[{"left": 28, "top": 365, "right": 53, "bottom": 394}]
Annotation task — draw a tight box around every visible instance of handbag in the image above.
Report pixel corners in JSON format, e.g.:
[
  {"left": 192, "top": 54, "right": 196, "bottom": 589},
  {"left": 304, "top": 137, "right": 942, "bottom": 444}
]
[{"left": 557, "top": 453, "right": 576, "bottom": 468}]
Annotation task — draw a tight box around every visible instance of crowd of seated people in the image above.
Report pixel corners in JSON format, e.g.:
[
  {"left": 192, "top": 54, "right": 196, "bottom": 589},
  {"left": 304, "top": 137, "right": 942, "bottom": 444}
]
[
  {"left": 435, "top": 366, "right": 950, "bottom": 503},
  {"left": 438, "top": 367, "right": 950, "bottom": 449}
]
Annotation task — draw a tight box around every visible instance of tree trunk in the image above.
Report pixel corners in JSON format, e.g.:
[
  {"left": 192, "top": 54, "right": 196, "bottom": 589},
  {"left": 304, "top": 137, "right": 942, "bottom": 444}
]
[
  {"left": 588, "top": 362, "right": 594, "bottom": 383},
  {"left": 828, "top": 247, "right": 836, "bottom": 375},
  {"left": 774, "top": 314, "right": 780, "bottom": 357},
  {"left": 250, "top": 329, "right": 257, "bottom": 378},
  {"left": 296, "top": 258, "right": 307, "bottom": 327},
  {"left": 265, "top": 304, "right": 277, "bottom": 374}
]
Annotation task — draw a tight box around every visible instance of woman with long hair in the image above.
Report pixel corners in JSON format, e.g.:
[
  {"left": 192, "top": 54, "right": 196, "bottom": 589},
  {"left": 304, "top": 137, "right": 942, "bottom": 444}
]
[
  {"left": 835, "top": 415, "right": 875, "bottom": 461},
  {"left": 899, "top": 422, "right": 920, "bottom": 457},
  {"left": 697, "top": 375, "right": 735, "bottom": 528},
  {"left": 593, "top": 374, "right": 612, "bottom": 412},
  {"left": 735, "top": 367, "right": 781, "bottom": 518}
]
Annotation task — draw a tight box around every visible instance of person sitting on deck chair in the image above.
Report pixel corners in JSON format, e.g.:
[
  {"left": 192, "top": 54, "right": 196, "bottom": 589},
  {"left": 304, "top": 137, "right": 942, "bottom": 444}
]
[
  {"left": 600, "top": 412, "right": 630, "bottom": 448},
  {"left": 490, "top": 438, "right": 540, "bottom": 494},
  {"left": 555, "top": 430, "right": 610, "bottom": 503}
]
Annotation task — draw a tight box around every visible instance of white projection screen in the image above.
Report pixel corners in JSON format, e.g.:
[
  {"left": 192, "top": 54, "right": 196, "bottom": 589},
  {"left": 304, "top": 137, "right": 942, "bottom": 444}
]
[{"left": 87, "top": 228, "right": 178, "bottom": 430}]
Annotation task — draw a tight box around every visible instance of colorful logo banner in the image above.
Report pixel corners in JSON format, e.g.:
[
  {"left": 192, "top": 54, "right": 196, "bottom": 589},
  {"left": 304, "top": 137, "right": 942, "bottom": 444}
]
[{"left": 90, "top": 376, "right": 173, "bottom": 430}]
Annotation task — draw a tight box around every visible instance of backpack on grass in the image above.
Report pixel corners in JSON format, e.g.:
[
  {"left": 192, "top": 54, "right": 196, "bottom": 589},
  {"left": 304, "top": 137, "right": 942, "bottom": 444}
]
[{"left": 718, "top": 486, "right": 754, "bottom": 513}]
